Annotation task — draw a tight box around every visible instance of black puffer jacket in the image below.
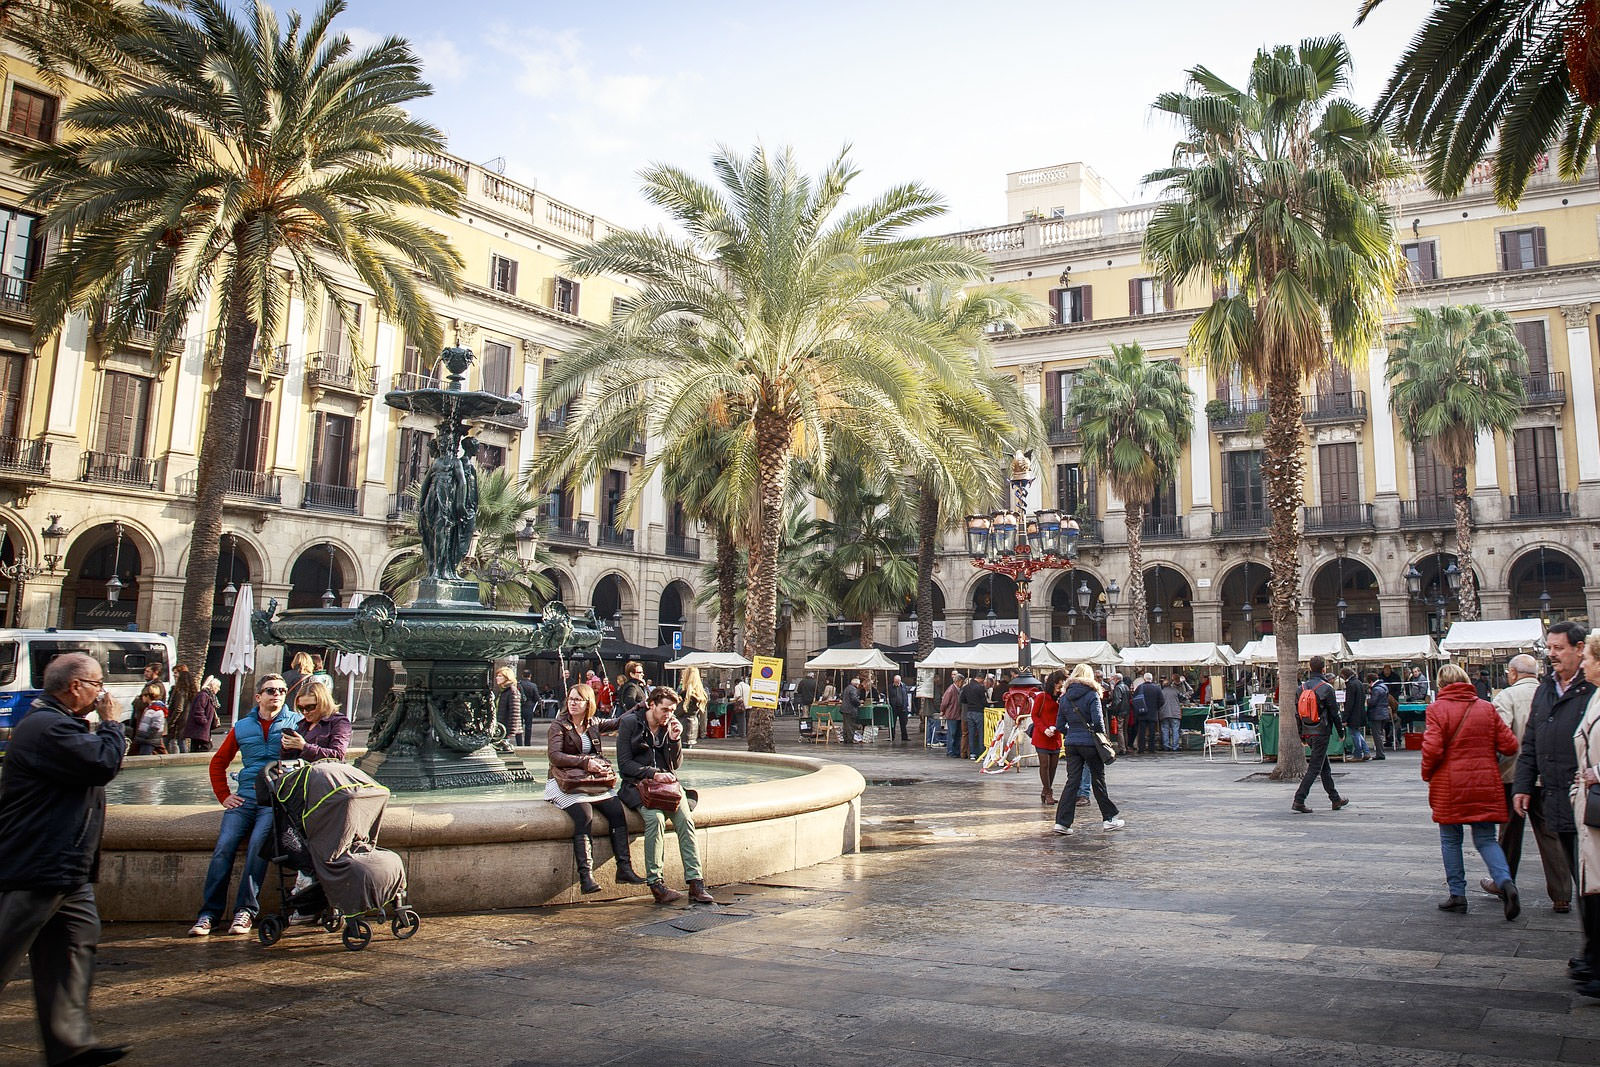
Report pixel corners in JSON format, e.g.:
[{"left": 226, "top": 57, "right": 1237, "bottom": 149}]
[
  {"left": 615, "top": 707, "right": 681, "bottom": 809},
  {"left": 1054, "top": 681, "right": 1105, "bottom": 747},
  {"left": 1514, "top": 674, "right": 1598, "bottom": 833},
  {"left": 0, "top": 696, "right": 125, "bottom": 890}
]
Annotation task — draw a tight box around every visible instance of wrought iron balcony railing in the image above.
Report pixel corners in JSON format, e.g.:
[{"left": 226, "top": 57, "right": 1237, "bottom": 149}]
[
  {"left": 1303, "top": 391, "right": 1368, "bottom": 424},
  {"left": 665, "top": 533, "right": 700, "bottom": 558},
  {"left": 0, "top": 435, "right": 49, "bottom": 475},
  {"left": 81, "top": 450, "right": 158, "bottom": 489},
  {"left": 302, "top": 480, "right": 358, "bottom": 512},
  {"left": 1506, "top": 491, "right": 1573, "bottom": 519},
  {"left": 1302, "top": 503, "right": 1375, "bottom": 532},
  {"left": 1521, "top": 372, "right": 1566, "bottom": 407},
  {"left": 1140, "top": 515, "right": 1185, "bottom": 541},
  {"left": 1211, "top": 508, "right": 1271, "bottom": 537}
]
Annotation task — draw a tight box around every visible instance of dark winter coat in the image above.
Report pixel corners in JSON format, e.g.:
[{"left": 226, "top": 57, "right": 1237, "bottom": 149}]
[
  {"left": 1343, "top": 678, "right": 1368, "bottom": 729},
  {"left": 1134, "top": 682, "right": 1163, "bottom": 722},
  {"left": 1514, "top": 672, "right": 1599, "bottom": 833},
  {"left": 1422, "top": 682, "right": 1517, "bottom": 824},
  {"left": 1297, "top": 674, "right": 1342, "bottom": 739},
  {"left": 615, "top": 707, "right": 682, "bottom": 809},
  {"left": 1054, "top": 681, "right": 1105, "bottom": 747}
]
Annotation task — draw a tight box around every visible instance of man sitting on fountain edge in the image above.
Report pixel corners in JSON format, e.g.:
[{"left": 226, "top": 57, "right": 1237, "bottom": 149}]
[{"left": 616, "top": 686, "right": 715, "bottom": 905}]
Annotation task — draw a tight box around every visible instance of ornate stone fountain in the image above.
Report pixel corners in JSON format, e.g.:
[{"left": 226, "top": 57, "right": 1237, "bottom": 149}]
[{"left": 253, "top": 347, "right": 603, "bottom": 789}]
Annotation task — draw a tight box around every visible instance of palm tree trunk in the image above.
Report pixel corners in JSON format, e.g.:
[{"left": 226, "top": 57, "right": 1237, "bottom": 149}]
[
  {"left": 1452, "top": 467, "right": 1479, "bottom": 621},
  {"left": 915, "top": 478, "right": 938, "bottom": 664},
  {"left": 1262, "top": 374, "right": 1308, "bottom": 781},
  {"left": 1124, "top": 501, "right": 1148, "bottom": 646},
  {"left": 745, "top": 411, "right": 791, "bottom": 753},
  {"left": 714, "top": 520, "right": 737, "bottom": 652},
  {"left": 859, "top": 611, "right": 875, "bottom": 649},
  {"left": 176, "top": 275, "right": 256, "bottom": 676}
]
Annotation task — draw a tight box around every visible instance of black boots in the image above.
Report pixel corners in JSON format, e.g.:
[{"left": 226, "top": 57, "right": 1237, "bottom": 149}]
[
  {"left": 610, "top": 827, "right": 648, "bottom": 884},
  {"left": 572, "top": 835, "right": 601, "bottom": 894}
]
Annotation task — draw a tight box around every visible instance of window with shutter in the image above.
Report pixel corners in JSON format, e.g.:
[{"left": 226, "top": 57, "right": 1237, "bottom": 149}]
[
  {"left": 234, "top": 398, "right": 263, "bottom": 472},
  {"left": 1318, "top": 357, "right": 1353, "bottom": 397},
  {"left": 1513, "top": 319, "right": 1549, "bottom": 377},
  {"left": 1045, "top": 371, "right": 1061, "bottom": 429},
  {"left": 312, "top": 413, "right": 353, "bottom": 487},
  {"left": 1162, "top": 280, "right": 1176, "bottom": 312},
  {"left": 1412, "top": 442, "right": 1449, "bottom": 500},
  {"left": 1127, "top": 278, "right": 1142, "bottom": 316},
  {"left": 0, "top": 353, "right": 23, "bottom": 438},
  {"left": 489, "top": 254, "right": 518, "bottom": 295},
  {"left": 347, "top": 417, "right": 361, "bottom": 487},
  {"left": 1318, "top": 443, "right": 1359, "bottom": 518},
  {"left": 1056, "top": 463, "right": 1084, "bottom": 514},
  {"left": 1500, "top": 228, "right": 1547, "bottom": 271},
  {"left": 6, "top": 85, "right": 56, "bottom": 142},
  {"left": 481, "top": 339, "right": 512, "bottom": 394},
  {"left": 1401, "top": 240, "right": 1438, "bottom": 282},
  {"left": 95, "top": 372, "right": 151, "bottom": 457},
  {"left": 1513, "top": 426, "right": 1560, "bottom": 502},
  {"left": 554, "top": 277, "right": 580, "bottom": 316},
  {"left": 1148, "top": 481, "right": 1178, "bottom": 519},
  {"left": 1225, "top": 451, "right": 1264, "bottom": 515}
]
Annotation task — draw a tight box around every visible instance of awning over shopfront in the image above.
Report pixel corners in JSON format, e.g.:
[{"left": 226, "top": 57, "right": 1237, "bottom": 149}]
[
  {"left": 1118, "top": 642, "right": 1239, "bottom": 670},
  {"left": 1239, "top": 633, "right": 1353, "bottom": 666},
  {"left": 1348, "top": 635, "right": 1446, "bottom": 662},
  {"left": 1440, "top": 618, "right": 1546, "bottom": 653}
]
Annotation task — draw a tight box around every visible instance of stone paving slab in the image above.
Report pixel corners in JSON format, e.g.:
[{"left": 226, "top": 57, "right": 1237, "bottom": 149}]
[{"left": 2, "top": 737, "right": 1597, "bottom": 1065}]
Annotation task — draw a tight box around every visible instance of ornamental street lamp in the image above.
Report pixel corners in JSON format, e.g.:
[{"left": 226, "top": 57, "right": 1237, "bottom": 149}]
[
  {"left": 1072, "top": 577, "right": 1121, "bottom": 639},
  {"left": 965, "top": 451, "right": 1077, "bottom": 696}
]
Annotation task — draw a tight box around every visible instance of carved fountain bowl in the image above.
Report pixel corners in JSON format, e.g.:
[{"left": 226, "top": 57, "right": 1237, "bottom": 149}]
[
  {"left": 264, "top": 605, "right": 603, "bottom": 662},
  {"left": 385, "top": 386, "right": 522, "bottom": 422}
]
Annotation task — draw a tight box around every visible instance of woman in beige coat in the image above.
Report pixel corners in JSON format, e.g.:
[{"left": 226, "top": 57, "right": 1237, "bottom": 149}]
[{"left": 1570, "top": 632, "right": 1600, "bottom": 996}]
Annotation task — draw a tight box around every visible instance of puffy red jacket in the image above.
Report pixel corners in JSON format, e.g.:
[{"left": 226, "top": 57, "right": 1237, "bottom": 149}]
[
  {"left": 1029, "top": 688, "right": 1062, "bottom": 751},
  {"left": 1421, "top": 682, "right": 1518, "bottom": 824}
]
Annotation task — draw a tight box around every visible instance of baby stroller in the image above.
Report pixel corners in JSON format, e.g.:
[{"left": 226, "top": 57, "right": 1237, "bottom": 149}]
[{"left": 255, "top": 760, "right": 420, "bottom": 951}]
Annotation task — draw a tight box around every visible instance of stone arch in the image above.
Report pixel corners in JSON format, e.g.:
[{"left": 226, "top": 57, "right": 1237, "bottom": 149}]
[
  {"left": 286, "top": 543, "right": 357, "bottom": 610},
  {"left": 539, "top": 565, "right": 576, "bottom": 607},
  {"left": 61, "top": 519, "right": 158, "bottom": 630},
  {"left": 590, "top": 570, "right": 637, "bottom": 639},
  {"left": 278, "top": 537, "right": 364, "bottom": 590},
  {"left": 1142, "top": 564, "right": 1194, "bottom": 643},
  {"left": 1309, "top": 556, "right": 1382, "bottom": 639},
  {"left": 1217, "top": 560, "right": 1273, "bottom": 649},
  {"left": 1506, "top": 545, "right": 1589, "bottom": 623},
  {"left": 657, "top": 579, "right": 695, "bottom": 647},
  {"left": 1049, "top": 566, "right": 1113, "bottom": 642},
  {"left": 1402, "top": 550, "right": 1485, "bottom": 636}
]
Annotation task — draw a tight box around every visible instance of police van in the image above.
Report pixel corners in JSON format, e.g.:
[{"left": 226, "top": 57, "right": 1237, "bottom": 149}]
[{"left": 0, "top": 628, "right": 175, "bottom": 753}]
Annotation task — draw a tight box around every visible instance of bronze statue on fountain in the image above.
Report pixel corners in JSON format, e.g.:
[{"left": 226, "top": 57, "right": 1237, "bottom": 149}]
[{"left": 252, "top": 347, "right": 603, "bottom": 790}]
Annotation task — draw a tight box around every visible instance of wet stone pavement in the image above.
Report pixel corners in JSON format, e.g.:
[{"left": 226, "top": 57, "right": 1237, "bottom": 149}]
[{"left": 4, "top": 729, "right": 1598, "bottom": 1067}]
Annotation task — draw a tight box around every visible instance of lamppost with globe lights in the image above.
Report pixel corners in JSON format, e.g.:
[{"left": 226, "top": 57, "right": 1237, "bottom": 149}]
[
  {"left": 1067, "top": 576, "right": 1121, "bottom": 640},
  {"left": 0, "top": 515, "right": 68, "bottom": 626},
  {"left": 964, "top": 451, "right": 1078, "bottom": 700},
  {"left": 1404, "top": 554, "right": 1461, "bottom": 633}
]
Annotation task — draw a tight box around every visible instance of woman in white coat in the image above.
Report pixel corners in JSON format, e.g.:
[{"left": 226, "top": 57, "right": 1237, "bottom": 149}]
[{"left": 1569, "top": 631, "right": 1600, "bottom": 996}]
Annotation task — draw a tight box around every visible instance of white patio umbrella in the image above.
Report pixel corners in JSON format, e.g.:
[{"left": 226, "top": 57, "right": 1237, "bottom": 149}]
[
  {"left": 334, "top": 593, "right": 368, "bottom": 719},
  {"left": 218, "top": 582, "right": 255, "bottom": 725}
]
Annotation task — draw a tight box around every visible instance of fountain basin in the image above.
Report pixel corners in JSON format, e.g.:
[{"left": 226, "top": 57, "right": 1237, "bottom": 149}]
[{"left": 98, "top": 749, "right": 864, "bottom": 921}]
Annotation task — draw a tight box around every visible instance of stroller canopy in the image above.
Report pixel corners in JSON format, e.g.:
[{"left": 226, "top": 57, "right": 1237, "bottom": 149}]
[{"left": 269, "top": 761, "right": 405, "bottom": 914}]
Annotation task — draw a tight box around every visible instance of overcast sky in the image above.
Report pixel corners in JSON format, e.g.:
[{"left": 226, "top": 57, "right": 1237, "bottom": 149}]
[{"left": 340, "top": 0, "right": 1435, "bottom": 233}]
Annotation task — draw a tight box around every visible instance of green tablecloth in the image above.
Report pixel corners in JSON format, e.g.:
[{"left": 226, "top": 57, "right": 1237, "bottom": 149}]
[
  {"left": 1399, "top": 702, "right": 1427, "bottom": 729},
  {"left": 1259, "top": 711, "right": 1353, "bottom": 760}
]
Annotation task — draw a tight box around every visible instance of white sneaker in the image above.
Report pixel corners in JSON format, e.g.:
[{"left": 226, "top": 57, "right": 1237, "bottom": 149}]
[
  {"left": 188, "top": 916, "right": 212, "bottom": 937},
  {"left": 1103, "top": 817, "right": 1126, "bottom": 832},
  {"left": 227, "top": 910, "right": 253, "bottom": 935},
  {"left": 1051, "top": 824, "right": 1076, "bottom": 836}
]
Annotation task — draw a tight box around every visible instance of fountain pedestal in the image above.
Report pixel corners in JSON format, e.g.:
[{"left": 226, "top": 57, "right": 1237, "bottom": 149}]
[{"left": 356, "top": 658, "right": 534, "bottom": 790}]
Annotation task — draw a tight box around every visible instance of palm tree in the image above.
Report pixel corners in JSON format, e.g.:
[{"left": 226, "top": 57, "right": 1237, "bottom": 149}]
[
  {"left": 1386, "top": 305, "right": 1528, "bottom": 621},
  {"left": 383, "top": 468, "right": 555, "bottom": 609},
  {"left": 25, "top": 0, "right": 464, "bottom": 672},
  {"left": 531, "top": 145, "right": 987, "bottom": 751},
  {"left": 1141, "top": 36, "right": 1404, "bottom": 780},
  {"left": 1067, "top": 343, "right": 1193, "bottom": 646},
  {"left": 1360, "top": 0, "right": 1600, "bottom": 206},
  {"left": 815, "top": 459, "right": 918, "bottom": 649},
  {"left": 889, "top": 283, "right": 1045, "bottom": 667},
  {"left": 2, "top": 0, "right": 154, "bottom": 91},
  {"left": 695, "top": 505, "right": 836, "bottom": 648}
]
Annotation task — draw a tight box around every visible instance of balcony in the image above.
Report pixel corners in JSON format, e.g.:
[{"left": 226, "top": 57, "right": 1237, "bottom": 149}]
[
  {"left": 0, "top": 435, "right": 49, "bottom": 477},
  {"left": 0, "top": 276, "right": 32, "bottom": 320},
  {"left": 665, "top": 532, "right": 700, "bottom": 558},
  {"left": 1208, "top": 396, "right": 1269, "bottom": 432},
  {"left": 1303, "top": 391, "right": 1367, "bottom": 424},
  {"left": 1398, "top": 497, "right": 1460, "bottom": 528},
  {"left": 598, "top": 524, "right": 636, "bottom": 550},
  {"left": 1047, "top": 418, "right": 1081, "bottom": 446},
  {"left": 540, "top": 516, "right": 590, "bottom": 545},
  {"left": 1211, "top": 508, "right": 1271, "bottom": 538},
  {"left": 1302, "top": 503, "right": 1375, "bottom": 532},
  {"left": 305, "top": 351, "right": 375, "bottom": 395},
  {"left": 207, "top": 331, "right": 289, "bottom": 376},
  {"left": 1140, "top": 515, "right": 1185, "bottom": 541},
  {"left": 100, "top": 309, "right": 184, "bottom": 354},
  {"left": 81, "top": 450, "right": 158, "bottom": 489},
  {"left": 477, "top": 407, "right": 529, "bottom": 431},
  {"left": 536, "top": 413, "right": 568, "bottom": 435},
  {"left": 391, "top": 370, "right": 440, "bottom": 392},
  {"left": 1507, "top": 491, "right": 1574, "bottom": 519},
  {"left": 176, "top": 468, "right": 283, "bottom": 505},
  {"left": 1521, "top": 371, "right": 1566, "bottom": 408},
  {"left": 388, "top": 492, "right": 418, "bottom": 521},
  {"left": 620, "top": 434, "right": 645, "bottom": 457},
  {"left": 1072, "top": 517, "right": 1103, "bottom": 545},
  {"left": 302, "top": 481, "right": 358, "bottom": 513}
]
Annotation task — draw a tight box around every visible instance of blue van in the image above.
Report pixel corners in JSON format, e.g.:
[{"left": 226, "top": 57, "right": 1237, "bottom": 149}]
[{"left": 0, "top": 629, "right": 175, "bottom": 753}]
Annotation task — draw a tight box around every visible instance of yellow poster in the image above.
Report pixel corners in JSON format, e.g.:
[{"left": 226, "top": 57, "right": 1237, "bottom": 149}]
[{"left": 749, "top": 656, "right": 783, "bottom": 709}]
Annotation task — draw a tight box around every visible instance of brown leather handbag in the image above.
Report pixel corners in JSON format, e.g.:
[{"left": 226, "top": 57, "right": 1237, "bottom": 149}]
[
  {"left": 635, "top": 775, "right": 683, "bottom": 812},
  {"left": 552, "top": 759, "right": 617, "bottom": 795}
]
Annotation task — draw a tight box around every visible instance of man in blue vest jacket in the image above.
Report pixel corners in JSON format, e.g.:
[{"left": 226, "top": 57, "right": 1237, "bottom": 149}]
[{"left": 187, "top": 674, "right": 301, "bottom": 938}]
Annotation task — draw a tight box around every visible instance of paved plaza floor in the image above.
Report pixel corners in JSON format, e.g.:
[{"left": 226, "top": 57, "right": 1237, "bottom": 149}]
[{"left": 3, "top": 732, "right": 1598, "bottom": 1066}]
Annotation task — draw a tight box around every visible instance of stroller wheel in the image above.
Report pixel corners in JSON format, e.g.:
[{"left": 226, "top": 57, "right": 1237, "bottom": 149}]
[
  {"left": 256, "top": 915, "right": 285, "bottom": 947},
  {"left": 321, "top": 910, "right": 343, "bottom": 933},
  {"left": 341, "top": 918, "right": 373, "bottom": 951},
  {"left": 391, "top": 908, "right": 421, "bottom": 940}
]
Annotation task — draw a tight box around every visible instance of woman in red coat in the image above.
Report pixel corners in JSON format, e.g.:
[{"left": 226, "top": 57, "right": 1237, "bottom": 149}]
[
  {"left": 1031, "top": 670, "right": 1067, "bottom": 805},
  {"left": 1422, "top": 663, "right": 1520, "bottom": 917}
]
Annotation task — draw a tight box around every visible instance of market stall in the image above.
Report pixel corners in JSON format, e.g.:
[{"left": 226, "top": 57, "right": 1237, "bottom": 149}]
[
  {"left": 1439, "top": 618, "right": 1546, "bottom": 655},
  {"left": 1118, "top": 642, "right": 1241, "bottom": 733},
  {"left": 802, "top": 646, "right": 899, "bottom": 741}
]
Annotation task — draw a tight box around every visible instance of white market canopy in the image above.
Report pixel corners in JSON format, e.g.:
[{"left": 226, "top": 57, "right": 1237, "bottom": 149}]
[
  {"left": 805, "top": 647, "right": 900, "bottom": 672},
  {"left": 1240, "top": 633, "right": 1353, "bottom": 666},
  {"left": 666, "top": 651, "right": 752, "bottom": 670},
  {"left": 1348, "top": 635, "right": 1446, "bottom": 662},
  {"left": 1118, "top": 642, "right": 1239, "bottom": 670},
  {"left": 915, "top": 642, "right": 1066, "bottom": 672},
  {"left": 1440, "top": 618, "right": 1547, "bottom": 653},
  {"left": 1042, "top": 640, "right": 1124, "bottom": 667}
]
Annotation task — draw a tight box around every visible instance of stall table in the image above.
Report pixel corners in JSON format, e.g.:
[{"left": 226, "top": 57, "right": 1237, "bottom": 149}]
[{"left": 1258, "top": 711, "right": 1355, "bottom": 761}]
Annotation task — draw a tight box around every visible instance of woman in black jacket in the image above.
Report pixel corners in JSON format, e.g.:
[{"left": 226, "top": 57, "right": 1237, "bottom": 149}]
[{"left": 1049, "top": 663, "right": 1125, "bottom": 837}]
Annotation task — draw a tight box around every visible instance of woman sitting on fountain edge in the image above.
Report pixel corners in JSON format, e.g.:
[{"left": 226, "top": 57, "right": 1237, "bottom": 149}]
[{"left": 545, "top": 683, "right": 645, "bottom": 893}]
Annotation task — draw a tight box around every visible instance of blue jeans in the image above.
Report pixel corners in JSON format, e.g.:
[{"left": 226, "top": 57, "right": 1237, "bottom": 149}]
[
  {"left": 964, "top": 711, "right": 986, "bottom": 758},
  {"left": 1349, "top": 728, "right": 1370, "bottom": 759},
  {"left": 1160, "top": 719, "right": 1180, "bottom": 750},
  {"left": 1440, "top": 822, "right": 1512, "bottom": 897},
  {"left": 925, "top": 715, "right": 943, "bottom": 747},
  {"left": 945, "top": 719, "right": 962, "bottom": 757},
  {"left": 198, "top": 801, "right": 275, "bottom": 920}
]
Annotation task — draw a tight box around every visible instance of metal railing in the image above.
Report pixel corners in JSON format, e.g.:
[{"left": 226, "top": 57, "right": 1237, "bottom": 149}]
[
  {"left": 1303, "top": 391, "right": 1367, "bottom": 424},
  {"left": 597, "top": 524, "right": 636, "bottom": 549},
  {"left": 1140, "top": 514, "right": 1185, "bottom": 541},
  {"left": 1398, "top": 497, "right": 1458, "bottom": 528},
  {"left": 1211, "top": 508, "right": 1271, "bottom": 537},
  {"left": 176, "top": 468, "right": 282, "bottom": 504},
  {"left": 391, "top": 369, "right": 440, "bottom": 392},
  {"left": 81, "top": 450, "right": 158, "bottom": 488},
  {"left": 1521, "top": 371, "right": 1566, "bottom": 407},
  {"left": 302, "top": 481, "right": 358, "bottom": 512},
  {"left": 387, "top": 492, "right": 418, "bottom": 520},
  {"left": 1208, "top": 396, "right": 1269, "bottom": 431},
  {"left": 0, "top": 276, "right": 32, "bottom": 318},
  {"left": 665, "top": 533, "right": 700, "bottom": 558},
  {"left": 1507, "top": 491, "right": 1573, "bottom": 519},
  {"left": 478, "top": 408, "right": 529, "bottom": 431},
  {"left": 536, "top": 413, "right": 568, "bottom": 434},
  {"left": 251, "top": 344, "right": 290, "bottom": 376},
  {"left": 620, "top": 435, "right": 645, "bottom": 456},
  {"left": 305, "top": 350, "right": 375, "bottom": 394},
  {"left": 1072, "top": 517, "right": 1103, "bottom": 544},
  {"left": 1047, "top": 418, "right": 1081, "bottom": 446},
  {"left": 0, "top": 435, "right": 48, "bottom": 475},
  {"left": 1302, "top": 503, "right": 1375, "bottom": 531},
  {"left": 539, "top": 516, "right": 590, "bottom": 544}
]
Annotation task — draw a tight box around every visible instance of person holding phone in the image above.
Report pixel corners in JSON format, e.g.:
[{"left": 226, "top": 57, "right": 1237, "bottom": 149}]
[
  {"left": 616, "top": 687, "right": 714, "bottom": 905},
  {"left": 278, "top": 682, "right": 349, "bottom": 762},
  {"left": 186, "top": 675, "right": 302, "bottom": 938}
]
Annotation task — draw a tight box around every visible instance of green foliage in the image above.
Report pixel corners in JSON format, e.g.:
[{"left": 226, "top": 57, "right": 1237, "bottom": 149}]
[
  {"left": 1069, "top": 343, "right": 1194, "bottom": 507},
  {"left": 1203, "top": 398, "right": 1230, "bottom": 423}
]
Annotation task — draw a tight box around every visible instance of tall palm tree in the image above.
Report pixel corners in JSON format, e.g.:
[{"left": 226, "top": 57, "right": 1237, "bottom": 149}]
[
  {"left": 531, "top": 145, "right": 987, "bottom": 751},
  {"left": 1361, "top": 0, "right": 1600, "bottom": 206},
  {"left": 25, "top": 0, "right": 464, "bottom": 671},
  {"left": 2, "top": 0, "right": 154, "bottom": 90},
  {"left": 888, "top": 283, "right": 1045, "bottom": 667},
  {"left": 1142, "top": 36, "right": 1404, "bottom": 779},
  {"left": 695, "top": 505, "right": 836, "bottom": 647},
  {"left": 1386, "top": 305, "right": 1528, "bottom": 621},
  {"left": 815, "top": 458, "right": 918, "bottom": 649},
  {"left": 383, "top": 468, "right": 555, "bottom": 609},
  {"left": 1067, "top": 343, "right": 1193, "bottom": 647}
]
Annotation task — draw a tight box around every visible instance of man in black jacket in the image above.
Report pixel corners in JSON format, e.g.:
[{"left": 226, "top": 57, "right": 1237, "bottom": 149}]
[
  {"left": 886, "top": 674, "right": 912, "bottom": 744},
  {"left": 0, "top": 652, "right": 127, "bottom": 1067},
  {"left": 617, "top": 687, "right": 714, "bottom": 906},
  {"left": 1342, "top": 668, "right": 1369, "bottom": 760},
  {"left": 1292, "top": 656, "right": 1349, "bottom": 814},
  {"left": 959, "top": 673, "right": 988, "bottom": 760},
  {"left": 1134, "top": 673, "right": 1163, "bottom": 755},
  {"left": 1513, "top": 621, "right": 1599, "bottom": 987}
]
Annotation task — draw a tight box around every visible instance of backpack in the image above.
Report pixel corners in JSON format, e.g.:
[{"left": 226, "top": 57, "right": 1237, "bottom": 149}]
[
  {"left": 1297, "top": 681, "right": 1328, "bottom": 728},
  {"left": 1130, "top": 689, "right": 1146, "bottom": 716}
]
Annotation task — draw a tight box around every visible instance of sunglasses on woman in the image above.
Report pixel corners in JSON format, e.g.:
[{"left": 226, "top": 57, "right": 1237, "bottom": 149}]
[{"left": 297, "top": 702, "right": 318, "bottom": 711}]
